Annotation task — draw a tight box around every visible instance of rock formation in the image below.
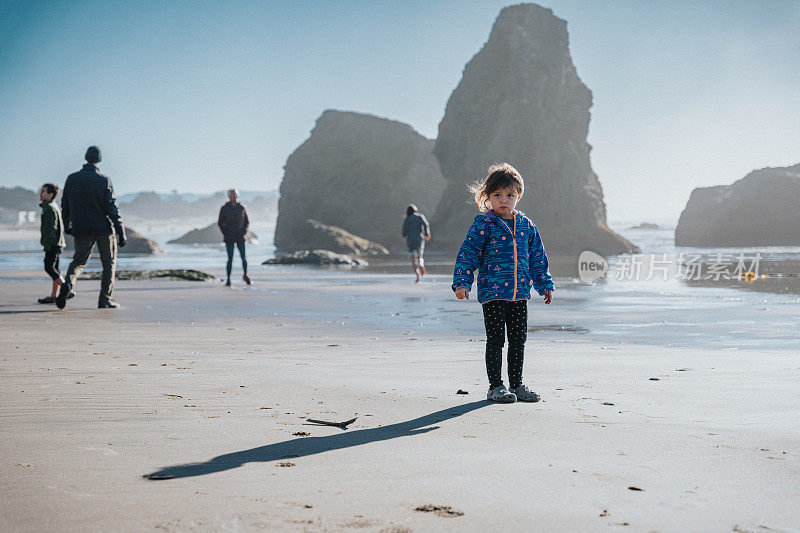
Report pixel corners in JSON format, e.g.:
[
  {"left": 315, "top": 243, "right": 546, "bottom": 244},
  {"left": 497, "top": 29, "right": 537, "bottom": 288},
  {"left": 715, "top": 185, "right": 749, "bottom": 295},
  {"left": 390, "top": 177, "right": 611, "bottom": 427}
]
[
  {"left": 264, "top": 250, "right": 368, "bottom": 267},
  {"left": 431, "top": 4, "right": 636, "bottom": 256},
  {"left": 281, "top": 219, "right": 388, "bottom": 256},
  {"left": 676, "top": 163, "right": 800, "bottom": 246},
  {"left": 631, "top": 223, "right": 660, "bottom": 230},
  {"left": 274, "top": 110, "right": 446, "bottom": 251},
  {"left": 0, "top": 186, "right": 39, "bottom": 225},
  {"left": 65, "top": 226, "right": 161, "bottom": 254},
  {"left": 168, "top": 223, "right": 257, "bottom": 245},
  {"left": 79, "top": 269, "right": 215, "bottom": 281},
  {"left": 123, "top": 227, "right": 162, "bottom": 254}
]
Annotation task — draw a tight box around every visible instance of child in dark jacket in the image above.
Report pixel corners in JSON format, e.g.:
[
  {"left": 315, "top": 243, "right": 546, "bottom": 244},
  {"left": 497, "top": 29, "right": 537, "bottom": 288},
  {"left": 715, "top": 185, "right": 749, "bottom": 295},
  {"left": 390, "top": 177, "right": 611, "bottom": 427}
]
[
  {"left": 38, "top": 183, "right": 67, "bottom": 304},
  {"left": 452, "top": 163, "right": 554, "bottom": 403}
]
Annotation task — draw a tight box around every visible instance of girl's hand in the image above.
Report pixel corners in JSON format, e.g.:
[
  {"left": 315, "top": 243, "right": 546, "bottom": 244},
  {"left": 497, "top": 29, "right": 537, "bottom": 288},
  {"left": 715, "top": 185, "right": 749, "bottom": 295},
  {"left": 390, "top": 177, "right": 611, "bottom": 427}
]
[
  {"left": 543, "top": 290, "right": 553, "bottom": 304},
  {"left": 455, "top": 287, "right": 469, "bottom": 300}
]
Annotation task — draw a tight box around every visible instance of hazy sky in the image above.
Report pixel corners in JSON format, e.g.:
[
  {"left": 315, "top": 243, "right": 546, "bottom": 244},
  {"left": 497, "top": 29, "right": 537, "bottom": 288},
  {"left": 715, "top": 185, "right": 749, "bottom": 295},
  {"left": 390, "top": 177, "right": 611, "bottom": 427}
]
[{"left": 1, "top": 0, "right": 798, "bottom": 223}]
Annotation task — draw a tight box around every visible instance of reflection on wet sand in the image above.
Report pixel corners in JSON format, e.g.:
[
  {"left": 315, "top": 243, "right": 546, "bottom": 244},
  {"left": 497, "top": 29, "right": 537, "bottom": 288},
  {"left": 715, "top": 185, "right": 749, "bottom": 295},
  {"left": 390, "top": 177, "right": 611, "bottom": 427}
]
[
  {"left": 528, "top": 324, "right": 589, "bottom": 334},
  {"left": 682, "top": 258, "right": 800, "bottom": 295}
]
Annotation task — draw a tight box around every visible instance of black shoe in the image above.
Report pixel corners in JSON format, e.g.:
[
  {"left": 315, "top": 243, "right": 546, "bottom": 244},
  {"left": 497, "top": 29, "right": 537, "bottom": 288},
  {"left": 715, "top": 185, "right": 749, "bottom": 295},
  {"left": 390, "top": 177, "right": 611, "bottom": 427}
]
[
  {"left": 98, "top": 300, "right": 120, "bottom": 309},
  {"left": 38, "top": 296, "right": 56, "bottom": 304},
  {"left": 55, "top": 282, "right": 71, "bottom": 309},
  {"left": 225, "top": 279, "right": 232, "bottom": 287},
  {"left": 67, "top": 291, "right": 75, "bottom": 299},
  {"left": 242, "top": 275, "right": 252, "bottom": 286}
]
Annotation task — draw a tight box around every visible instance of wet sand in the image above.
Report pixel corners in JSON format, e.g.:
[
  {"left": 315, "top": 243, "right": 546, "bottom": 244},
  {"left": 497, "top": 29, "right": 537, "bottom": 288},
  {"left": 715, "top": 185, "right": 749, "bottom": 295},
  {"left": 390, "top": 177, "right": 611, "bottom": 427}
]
[{"left": 1, "top": 270, "right": 799, "bottom": 532}]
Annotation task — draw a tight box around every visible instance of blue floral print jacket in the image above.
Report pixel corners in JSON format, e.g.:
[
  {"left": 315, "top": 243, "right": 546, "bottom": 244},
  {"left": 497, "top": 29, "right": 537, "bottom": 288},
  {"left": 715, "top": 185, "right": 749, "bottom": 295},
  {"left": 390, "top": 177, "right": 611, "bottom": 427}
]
[{"left": 452, "top": 210, "right": 554, "bottom": 303}]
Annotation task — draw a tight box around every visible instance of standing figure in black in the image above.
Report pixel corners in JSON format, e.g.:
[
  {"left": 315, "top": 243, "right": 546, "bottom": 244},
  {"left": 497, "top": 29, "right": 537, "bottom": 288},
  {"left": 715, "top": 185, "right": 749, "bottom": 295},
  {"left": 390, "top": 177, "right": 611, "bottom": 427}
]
[
  {"left": 401, "top": 204, "right": 431, "bottom": 283},
  {"left": 57, "top": 146, "right": 126, "bottom": 310},
  {"left": 218, "top": 189, "right": 251, "bottom": 287}
]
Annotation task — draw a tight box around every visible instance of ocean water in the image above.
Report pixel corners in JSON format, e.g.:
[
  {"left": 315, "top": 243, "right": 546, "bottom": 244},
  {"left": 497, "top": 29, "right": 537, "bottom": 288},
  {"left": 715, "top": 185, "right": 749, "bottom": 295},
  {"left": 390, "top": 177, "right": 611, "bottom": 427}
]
[
  {"left": 353, "top": 220, "right": 800, "bottom": 350},
  {"left": 2, "top": 221, "right": 798, "bottom": 350},
  {"left": 3, "top": 221, "right": 799, "bottom": 290},
  {"left": 0, "top": 229, "right": 277, "bottom": 273}
]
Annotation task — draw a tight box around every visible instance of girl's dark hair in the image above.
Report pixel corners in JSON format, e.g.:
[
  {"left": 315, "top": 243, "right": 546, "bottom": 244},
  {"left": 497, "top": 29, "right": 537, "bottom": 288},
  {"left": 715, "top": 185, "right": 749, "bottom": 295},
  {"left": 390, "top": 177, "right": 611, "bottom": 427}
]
[
  {"left": 42, "top": 183, "right": 59, "bottom": 198},
  {"left": 469, "top": 163, "right": 524, "bottom": 210},
  {"left": 406, "top": 204, "right": 418, "bottom": 217}
]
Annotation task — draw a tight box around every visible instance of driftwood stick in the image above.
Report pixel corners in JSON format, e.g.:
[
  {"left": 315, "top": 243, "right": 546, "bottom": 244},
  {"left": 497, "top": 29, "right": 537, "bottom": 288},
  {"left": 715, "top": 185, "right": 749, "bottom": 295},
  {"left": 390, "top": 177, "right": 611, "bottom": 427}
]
[{"left": 306, "top": 417, "right": 357, "bottom": 429}]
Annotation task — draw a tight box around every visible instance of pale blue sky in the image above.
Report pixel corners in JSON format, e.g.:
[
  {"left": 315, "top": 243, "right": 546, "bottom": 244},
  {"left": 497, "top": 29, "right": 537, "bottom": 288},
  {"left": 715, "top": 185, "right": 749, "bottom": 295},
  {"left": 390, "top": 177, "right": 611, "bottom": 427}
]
[{"left": 1, "top": 0, "right": 798, "bottom": 223}]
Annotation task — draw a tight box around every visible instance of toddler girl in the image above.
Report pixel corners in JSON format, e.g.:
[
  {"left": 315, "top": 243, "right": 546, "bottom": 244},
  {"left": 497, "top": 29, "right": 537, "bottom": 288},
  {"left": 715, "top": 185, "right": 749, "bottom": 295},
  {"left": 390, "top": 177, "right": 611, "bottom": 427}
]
[{"left": 452, "top": 163, "right": 554, "bottom": 403}]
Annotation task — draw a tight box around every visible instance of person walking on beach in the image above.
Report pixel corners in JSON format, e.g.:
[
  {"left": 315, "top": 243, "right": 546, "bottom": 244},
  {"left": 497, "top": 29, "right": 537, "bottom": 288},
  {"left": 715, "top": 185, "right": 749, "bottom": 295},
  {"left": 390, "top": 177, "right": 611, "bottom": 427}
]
[
  {"left": 452, "top": 163, "right": 554, "bottom": 403},
  {"left": 401, "top": 204, "right": 430, "bottom": 283},
  {"left": 56, "top": 146, "right": 126, "bottom": 310},
  {"left": 218, "top": 189, "right": 251, "bottom": 287},
  {"left": 37, "top": 183, "right": 67, "bottom": 304}
]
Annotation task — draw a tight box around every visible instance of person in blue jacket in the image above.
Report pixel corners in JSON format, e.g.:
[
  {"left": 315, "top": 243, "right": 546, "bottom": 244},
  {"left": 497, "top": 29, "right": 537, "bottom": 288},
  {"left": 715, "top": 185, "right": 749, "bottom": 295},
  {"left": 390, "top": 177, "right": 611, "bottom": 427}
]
[{"left": 452, "top": 163, "right": 554, "bottom": 403}]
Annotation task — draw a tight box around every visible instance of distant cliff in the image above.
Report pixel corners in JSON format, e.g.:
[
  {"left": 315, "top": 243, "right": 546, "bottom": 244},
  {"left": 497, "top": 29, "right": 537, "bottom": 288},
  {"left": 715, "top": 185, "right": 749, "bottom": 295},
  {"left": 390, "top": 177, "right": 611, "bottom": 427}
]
[
  {"left": 119, "top": 190, "right": 277, "bottom": 222},
  {"left": 676, "top": 163, "right": 800, "bottom": 246},
  {"left": 0, "top": 187, "right": 40, "bottom": 225}
]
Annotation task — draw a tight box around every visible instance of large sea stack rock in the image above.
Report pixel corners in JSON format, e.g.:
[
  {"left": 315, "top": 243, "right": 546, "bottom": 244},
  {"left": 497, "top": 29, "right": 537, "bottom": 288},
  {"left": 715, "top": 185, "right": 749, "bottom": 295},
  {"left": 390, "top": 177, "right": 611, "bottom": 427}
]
[
  {"left": 274, "top": 110, "right": 446, "bottom": 251},
  {"left": 676, "top": 163, "right": 800, "bottom": 246},
  {"left": 431, "top": 4, "right": 636, "bottom": 256}
]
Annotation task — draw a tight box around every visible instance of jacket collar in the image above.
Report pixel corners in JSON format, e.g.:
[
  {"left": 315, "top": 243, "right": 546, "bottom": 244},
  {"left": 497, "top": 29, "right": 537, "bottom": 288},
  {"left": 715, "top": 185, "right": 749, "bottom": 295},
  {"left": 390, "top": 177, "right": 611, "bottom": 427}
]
[
  {"left": 82, "top": 163, "right": 98, "bottom": 171},
  {"left": 483, "top": 209, "right": 519, "bottom": 221},
  {"left": 40, "top": 200, "right": 53, "bottom": 207}
]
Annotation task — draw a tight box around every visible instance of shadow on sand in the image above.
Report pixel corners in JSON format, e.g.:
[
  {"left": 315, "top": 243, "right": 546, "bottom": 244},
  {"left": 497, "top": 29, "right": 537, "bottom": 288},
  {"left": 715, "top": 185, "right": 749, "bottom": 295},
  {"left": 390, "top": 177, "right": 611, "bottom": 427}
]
[
  {"left": 0, "top": 309, "right": 57, "bottom": 314},
  {"left": 144, "top": 400, "right": 491, "bottom": 480}
]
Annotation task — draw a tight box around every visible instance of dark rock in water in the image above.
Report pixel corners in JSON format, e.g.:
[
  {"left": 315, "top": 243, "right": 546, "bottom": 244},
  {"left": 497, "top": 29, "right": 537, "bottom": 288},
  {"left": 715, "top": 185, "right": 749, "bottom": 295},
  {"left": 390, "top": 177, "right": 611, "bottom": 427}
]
[
  {"left": 168, "top": 223, "right": 258, "bottom": 244},
  {"left": 431, "top": 4, "right": 637, "bottom": 256},
  {"left": 116, "top": 227, "right": 161, "bottom": 254},
  {"left": 274, "top": 110, "right": 446, "bottom": 251},
  {"left": 79, "top": 269, "right": 214, "bottom": 281},
  {"left": 283, "top": 219, "right": 388, "bottom": 256},
  {"left": 66, "top": 226, "right": 161, "bottom": 254},
  {"left": 631, "top": 223, "right": 660, "bottom": 230},
  {"left": 263, "top": 249, "right": 368, "bottom": 266},
  {"left": 676, "top": 163, "right": 800, "bottom": 247},
  {"left": 124, "top": 228, "right": 162, "bottom": 253}
]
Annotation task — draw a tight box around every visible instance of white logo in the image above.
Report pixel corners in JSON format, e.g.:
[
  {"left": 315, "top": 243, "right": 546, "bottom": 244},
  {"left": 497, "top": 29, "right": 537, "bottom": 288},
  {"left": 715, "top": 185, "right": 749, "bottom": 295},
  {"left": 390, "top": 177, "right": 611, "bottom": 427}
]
[{"left": 578, "top": 251, "right": 608, "bottom": 283}]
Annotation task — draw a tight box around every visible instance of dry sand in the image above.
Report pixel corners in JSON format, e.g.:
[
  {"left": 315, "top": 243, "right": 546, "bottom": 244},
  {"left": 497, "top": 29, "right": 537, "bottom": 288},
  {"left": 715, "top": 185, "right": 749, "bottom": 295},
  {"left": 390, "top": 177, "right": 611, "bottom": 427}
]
[{"left": 1, "top": 270, "right": 798, "bottom": 532}]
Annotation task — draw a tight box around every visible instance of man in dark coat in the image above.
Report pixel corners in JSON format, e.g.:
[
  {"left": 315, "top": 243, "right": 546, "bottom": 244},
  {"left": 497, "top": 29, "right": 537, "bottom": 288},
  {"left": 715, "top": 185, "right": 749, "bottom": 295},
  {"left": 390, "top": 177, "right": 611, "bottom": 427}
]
[
  {"left": 56, "top": 146, "right": 126, "bottom": 309},
  {"left": 218, "top": 189, "right": 251, "bottom": 287}
]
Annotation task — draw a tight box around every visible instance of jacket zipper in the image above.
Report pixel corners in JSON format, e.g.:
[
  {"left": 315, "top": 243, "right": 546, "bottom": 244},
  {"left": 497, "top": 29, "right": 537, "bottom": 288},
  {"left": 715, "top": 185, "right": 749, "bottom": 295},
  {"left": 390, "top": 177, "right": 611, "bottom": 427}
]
[{"left": 497, "top": 215, "right": 518, "bottom": 300}]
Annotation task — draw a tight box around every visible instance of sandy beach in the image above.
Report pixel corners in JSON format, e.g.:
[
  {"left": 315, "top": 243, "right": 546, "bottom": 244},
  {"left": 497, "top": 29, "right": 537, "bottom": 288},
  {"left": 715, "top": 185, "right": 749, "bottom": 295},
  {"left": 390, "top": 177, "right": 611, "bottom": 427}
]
[
  {"left": 1, "top": 268, "right": 798, "bottom": 532},
  {"left": 3, "top": 0, "right": 800, "bottom": 530}
]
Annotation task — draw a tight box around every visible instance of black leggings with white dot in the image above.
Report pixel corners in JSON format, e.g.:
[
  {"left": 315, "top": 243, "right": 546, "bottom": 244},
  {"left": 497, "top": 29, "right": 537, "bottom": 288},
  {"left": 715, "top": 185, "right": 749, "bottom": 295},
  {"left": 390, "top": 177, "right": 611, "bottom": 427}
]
[{"left": 482, "top": 299, "right": 527, "bottom": 390}]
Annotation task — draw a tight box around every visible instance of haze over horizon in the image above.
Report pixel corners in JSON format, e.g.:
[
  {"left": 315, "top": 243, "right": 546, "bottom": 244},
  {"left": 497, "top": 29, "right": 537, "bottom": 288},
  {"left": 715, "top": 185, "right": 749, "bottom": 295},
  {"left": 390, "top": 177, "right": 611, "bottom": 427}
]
[{"left": 2, "top": 0, "right": 799, "bottom": 224}]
